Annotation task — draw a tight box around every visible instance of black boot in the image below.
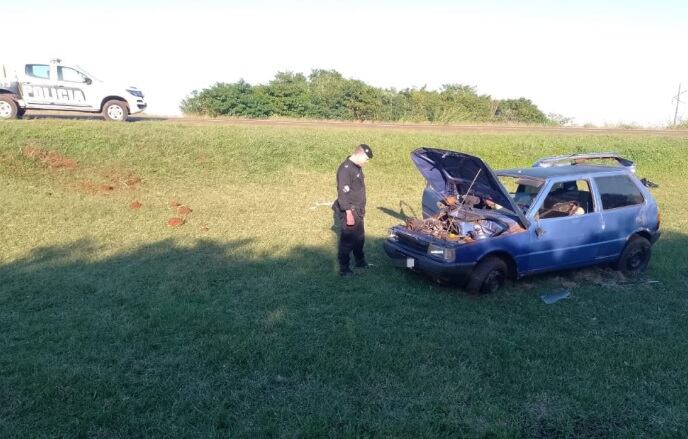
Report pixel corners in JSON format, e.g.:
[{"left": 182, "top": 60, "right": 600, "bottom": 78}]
[
  {"left": 355, "top": 259, "right": 369, "bottom": 269},
  {"left": 340, "top": 267, "right": 355, "bottom": 277}
]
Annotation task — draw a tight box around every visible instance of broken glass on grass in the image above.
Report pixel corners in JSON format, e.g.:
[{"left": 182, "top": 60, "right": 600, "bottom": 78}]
[{"left": 540, "top": 289, "right": 571, "bottom": 304}]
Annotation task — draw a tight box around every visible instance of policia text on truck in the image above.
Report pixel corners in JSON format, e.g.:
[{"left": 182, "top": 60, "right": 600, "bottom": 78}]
[{"left": 0, "top": 59, "right": 147, "bottom": 121}]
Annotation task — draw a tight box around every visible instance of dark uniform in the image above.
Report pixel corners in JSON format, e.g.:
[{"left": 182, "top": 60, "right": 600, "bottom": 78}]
[{"left": 334, "top": 156, "right": 368, "bottom": 273}]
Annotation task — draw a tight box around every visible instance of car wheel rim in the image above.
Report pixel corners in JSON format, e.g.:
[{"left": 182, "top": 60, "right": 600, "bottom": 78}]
[
  {"left": 0, "top": 102, "right": 12, "bottom": 118},
  {"left": 627, "top": 248, "right": 647, "bottom": 270},
  {"left": 483, "top": 270, "right": 504, "bottom": 293},
  {"left": 107, "top": 105, "right": 124, "bottom": 120}
]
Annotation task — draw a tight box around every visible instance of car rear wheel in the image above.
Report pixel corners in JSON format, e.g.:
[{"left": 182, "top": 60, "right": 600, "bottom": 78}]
[
  {"left": 0, "top": 95, "right": 18, "bottom": 120},
  {"left": 615, "top": 235, "right": 651, "bottom": 276},
  {"left": 465, "top": 256, "right": 507, "bottom": 294},
  {"left": 102, "top": 100, "right": 129, "bottom": 122}
]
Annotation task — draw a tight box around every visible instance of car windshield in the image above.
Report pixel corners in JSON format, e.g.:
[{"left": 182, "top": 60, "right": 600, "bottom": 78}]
[{"left": 497, "top": 175, "right": 544, "bottom": 212}]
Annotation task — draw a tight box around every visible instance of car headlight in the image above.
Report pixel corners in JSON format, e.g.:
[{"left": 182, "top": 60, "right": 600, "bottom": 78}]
[
  {"left": 387, "top": 228, "right": 398, "bottom": 241},
  {"left": 427, "top": 243, "right": 455, "bottom": 262},
  {"left": 127, "top": 88, "right": 144, "bottom": 98}
]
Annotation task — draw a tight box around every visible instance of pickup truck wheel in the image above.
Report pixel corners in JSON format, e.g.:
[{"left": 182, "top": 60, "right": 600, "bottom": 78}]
[
  {"left": 102, "top": 100, "right": 129, "bottom": 121},
  {"left": 0, "top": 96, "right": 18, "bottom": 120},
  {"left": 466, "top": 256, "right": 507, "bottom": 294},
  {"left": 615, "top": 236, "right": 651, "bottom": 277}
]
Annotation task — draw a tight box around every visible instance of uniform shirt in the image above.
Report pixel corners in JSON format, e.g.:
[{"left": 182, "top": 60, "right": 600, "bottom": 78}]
[{"left": 335, "top": 157, "right": 366, "bottom": 214}]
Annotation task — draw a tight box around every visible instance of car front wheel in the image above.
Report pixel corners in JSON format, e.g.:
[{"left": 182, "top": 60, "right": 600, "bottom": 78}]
[
  {"left": 102, "top": 100, "right": 129, "bottom": 122},
  {"left": 615, "top": 235, "right": 651, "bottom": 276},
  {"left": 465, "top": 256, "right": 507, "bottom": 294}
]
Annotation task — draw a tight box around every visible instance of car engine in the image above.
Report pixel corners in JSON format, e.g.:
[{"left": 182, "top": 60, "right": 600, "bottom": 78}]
[{"left": 404, "top": 206, "right": 509, "bottom": 242}]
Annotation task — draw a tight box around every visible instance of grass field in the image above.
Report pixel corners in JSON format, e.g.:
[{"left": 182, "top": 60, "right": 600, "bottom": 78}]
[{"left": 1, "top": 119, "right": 687, "bottom": 437}]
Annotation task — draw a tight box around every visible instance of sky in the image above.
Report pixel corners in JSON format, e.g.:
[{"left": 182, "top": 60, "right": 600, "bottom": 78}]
[{"left": 4, "top": 0, "right": 687, "bottom": 125}]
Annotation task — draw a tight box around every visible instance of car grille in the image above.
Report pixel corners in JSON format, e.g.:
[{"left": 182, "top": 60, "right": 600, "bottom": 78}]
[{"left": 397, "top": 232, "right": 429, "bottom": 254}]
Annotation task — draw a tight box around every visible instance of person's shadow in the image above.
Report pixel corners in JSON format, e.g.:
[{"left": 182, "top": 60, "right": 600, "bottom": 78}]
[{"left": 377, "top": 200, "right": 418, "bottom": 222}]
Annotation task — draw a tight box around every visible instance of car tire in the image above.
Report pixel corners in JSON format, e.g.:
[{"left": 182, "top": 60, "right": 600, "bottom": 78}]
[
  {"left": 0, "top": 95, "right": 18, "bottom": 120},
  {"left": 102, "top": 100, "right": 129, "bottom": 122},
  {"left": 615, "top": 235, "right": 651, "bottom": 277},
  {"left": 465, "top": 256, "right": 508, "bottom": 294}
]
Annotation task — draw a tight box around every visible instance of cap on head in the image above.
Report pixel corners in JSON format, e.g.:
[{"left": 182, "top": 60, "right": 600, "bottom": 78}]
[{"left": 358, "top": 144, "right": 373, "bottom": 159}]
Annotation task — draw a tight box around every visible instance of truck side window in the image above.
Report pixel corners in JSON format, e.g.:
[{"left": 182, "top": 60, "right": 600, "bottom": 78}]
[
  {"left": 538, "top": 180, "right": 593, "bottom": 219},
  {"left": 595, "top": 175, "right": 644, "bottom": 209},
  {"left": 25, "top": 64, "right": 50, "bottom": 79},
  {"left": 58, "top": 67, "right": 85, "bottom": 83}
]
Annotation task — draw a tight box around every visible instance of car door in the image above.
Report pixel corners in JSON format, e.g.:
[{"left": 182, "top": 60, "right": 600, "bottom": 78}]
[
  {"left": 54, "top": 66, "right": 91, "bottom": 109},
  {"left": 20, "top": 64, "right": 54, "bottom": 106},
  {"left": 592, "top": 174, "right": 646, "bottom": 259},
  {"left": 527, "top": 179, "right": 604, "bottom": 272}
]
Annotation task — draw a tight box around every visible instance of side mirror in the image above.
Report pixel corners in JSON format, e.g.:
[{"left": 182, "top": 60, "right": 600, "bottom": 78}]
[{"left": 84, "top": 77, "right": 92, "bottom": 85}]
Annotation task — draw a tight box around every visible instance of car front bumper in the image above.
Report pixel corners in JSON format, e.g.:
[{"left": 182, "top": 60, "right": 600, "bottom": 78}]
[
  {"left": 125, "top": 96, "right": 147, "bottom": 114},
  {"left": 384, "top": 239, "right": 476, "bottom": 285}
]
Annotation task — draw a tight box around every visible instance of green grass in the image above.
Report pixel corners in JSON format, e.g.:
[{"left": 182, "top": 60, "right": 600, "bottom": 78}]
[{"left": 1, "top": 119, "right": 687, "bottom": 437}]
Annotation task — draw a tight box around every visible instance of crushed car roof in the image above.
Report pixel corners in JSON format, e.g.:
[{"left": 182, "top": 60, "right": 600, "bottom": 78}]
[{"left": 497, "top": 165, "right": 630, "bottom": 180}]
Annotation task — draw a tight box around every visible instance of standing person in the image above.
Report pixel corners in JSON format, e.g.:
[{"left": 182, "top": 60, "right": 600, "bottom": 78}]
[{"left": 333, "top": 144, "right": 373, "bottom": 277}]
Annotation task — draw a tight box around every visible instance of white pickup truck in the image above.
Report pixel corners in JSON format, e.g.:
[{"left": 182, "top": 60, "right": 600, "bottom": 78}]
[{"left": 0, "top": 59, "right": 146, "bottom": 121}]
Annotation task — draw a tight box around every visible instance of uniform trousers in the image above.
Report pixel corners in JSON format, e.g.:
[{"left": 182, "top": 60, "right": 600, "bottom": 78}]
[{"left": 336, "top": 209, "right": 365, "bottom": 269}]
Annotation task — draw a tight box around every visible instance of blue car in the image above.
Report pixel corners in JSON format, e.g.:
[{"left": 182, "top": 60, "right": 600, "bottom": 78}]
[{"left": 384, "top": 148, "right": 661, "bottom": 294}]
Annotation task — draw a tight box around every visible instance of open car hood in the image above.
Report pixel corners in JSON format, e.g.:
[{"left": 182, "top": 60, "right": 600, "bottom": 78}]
[{"left": 411, "top": 147, "right": 529, "bottom": 228}]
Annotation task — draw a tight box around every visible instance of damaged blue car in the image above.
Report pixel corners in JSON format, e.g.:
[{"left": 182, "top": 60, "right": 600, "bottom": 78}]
[{"left": 384, "top": 148, "right": 661, "bottom": 294}]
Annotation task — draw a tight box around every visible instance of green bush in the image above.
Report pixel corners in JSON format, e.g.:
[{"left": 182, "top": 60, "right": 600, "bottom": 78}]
[
  {"left": 495, "top": 98, "right": 548, "bottom": 124},
  {"left": 181, "top": 70, "right": 553, "bottom": 124}
]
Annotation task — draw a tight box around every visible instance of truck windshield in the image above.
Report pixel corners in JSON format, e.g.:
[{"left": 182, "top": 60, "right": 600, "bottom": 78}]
[{"left": 498, "top": 175, "right": 543, "bottom": 212}]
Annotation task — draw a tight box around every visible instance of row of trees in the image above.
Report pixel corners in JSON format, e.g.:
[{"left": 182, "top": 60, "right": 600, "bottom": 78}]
[{"left": 181, "top": 69, "right": 552, "bottom": 124}]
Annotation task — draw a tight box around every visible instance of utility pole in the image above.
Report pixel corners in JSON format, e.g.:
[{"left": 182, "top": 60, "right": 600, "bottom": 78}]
[{"left": 673, "top": 83, "right": 686, "bottom": 126}]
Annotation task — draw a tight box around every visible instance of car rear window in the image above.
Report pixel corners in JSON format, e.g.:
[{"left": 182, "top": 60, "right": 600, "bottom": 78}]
[
  {"left": 595, "top": 175, "right": 644, "bottom": 209},
  {"left": 25, "top": 64, "right": 50, "bottom": 79}
]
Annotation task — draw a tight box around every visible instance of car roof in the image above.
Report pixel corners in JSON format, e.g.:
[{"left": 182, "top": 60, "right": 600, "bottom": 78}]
[{"left": 497, "top": 165, "right": 629, "bottom": 180}]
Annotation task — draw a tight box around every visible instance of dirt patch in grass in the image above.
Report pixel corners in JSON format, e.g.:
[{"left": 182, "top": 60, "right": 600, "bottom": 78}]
[
  {"left": 21, "top": 145, "right": 78, "bottom": 170},
  {"left": 130, "top": 200, "right": 142, "bottom": 209},
  {"left": 167, "top": 217, "right": 185, "bottom": 227},
  {"left": 177, "top": 205, "right": 192, "bottom": 215},
  {"left": 102, "top": 168, "right": 142, "bottom": 189},
  {"left": 166, "top": 201, "right": 193, "bottom": 228},
  {"left": 170, "top": 200, "right": 193, "bottom": 215},
  {"left": 75, "top": 169, "right": 143, "bottom": 195},
  {"left": 78, "top": 180, "right": 118, "bottom": 195}
]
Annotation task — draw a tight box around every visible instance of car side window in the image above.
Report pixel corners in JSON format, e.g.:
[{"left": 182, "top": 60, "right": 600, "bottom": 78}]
[
  {"left": 58, "top": 67, "right": 86, "bottom": 83},
  {"left": 595, "top": 175, "right": 644, "bottom": 209},
  {"left": 25, "top": 64, "right": 50, "bottom": 80},
  {"left": 537, "top": 180, "right": 594, "bottom": 219}
]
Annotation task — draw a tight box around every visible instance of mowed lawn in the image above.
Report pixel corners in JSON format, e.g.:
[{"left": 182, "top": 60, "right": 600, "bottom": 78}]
[{"left": 1, "top": 120, "right": 687, "bottom": 437}]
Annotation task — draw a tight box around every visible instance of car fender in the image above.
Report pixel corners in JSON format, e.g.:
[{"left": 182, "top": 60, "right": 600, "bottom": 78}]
[
  {"left": 458, "top": 234, "right": 528, "bottom": 278},
  {"left": 99, "top": 95, "right": 129, "bottom": 111},
  {"left": 476, "top": 250, "right": 519, "bottom": 279},
  {"left": 626, "top": 227, "right": 657, "bottom": 245}
]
